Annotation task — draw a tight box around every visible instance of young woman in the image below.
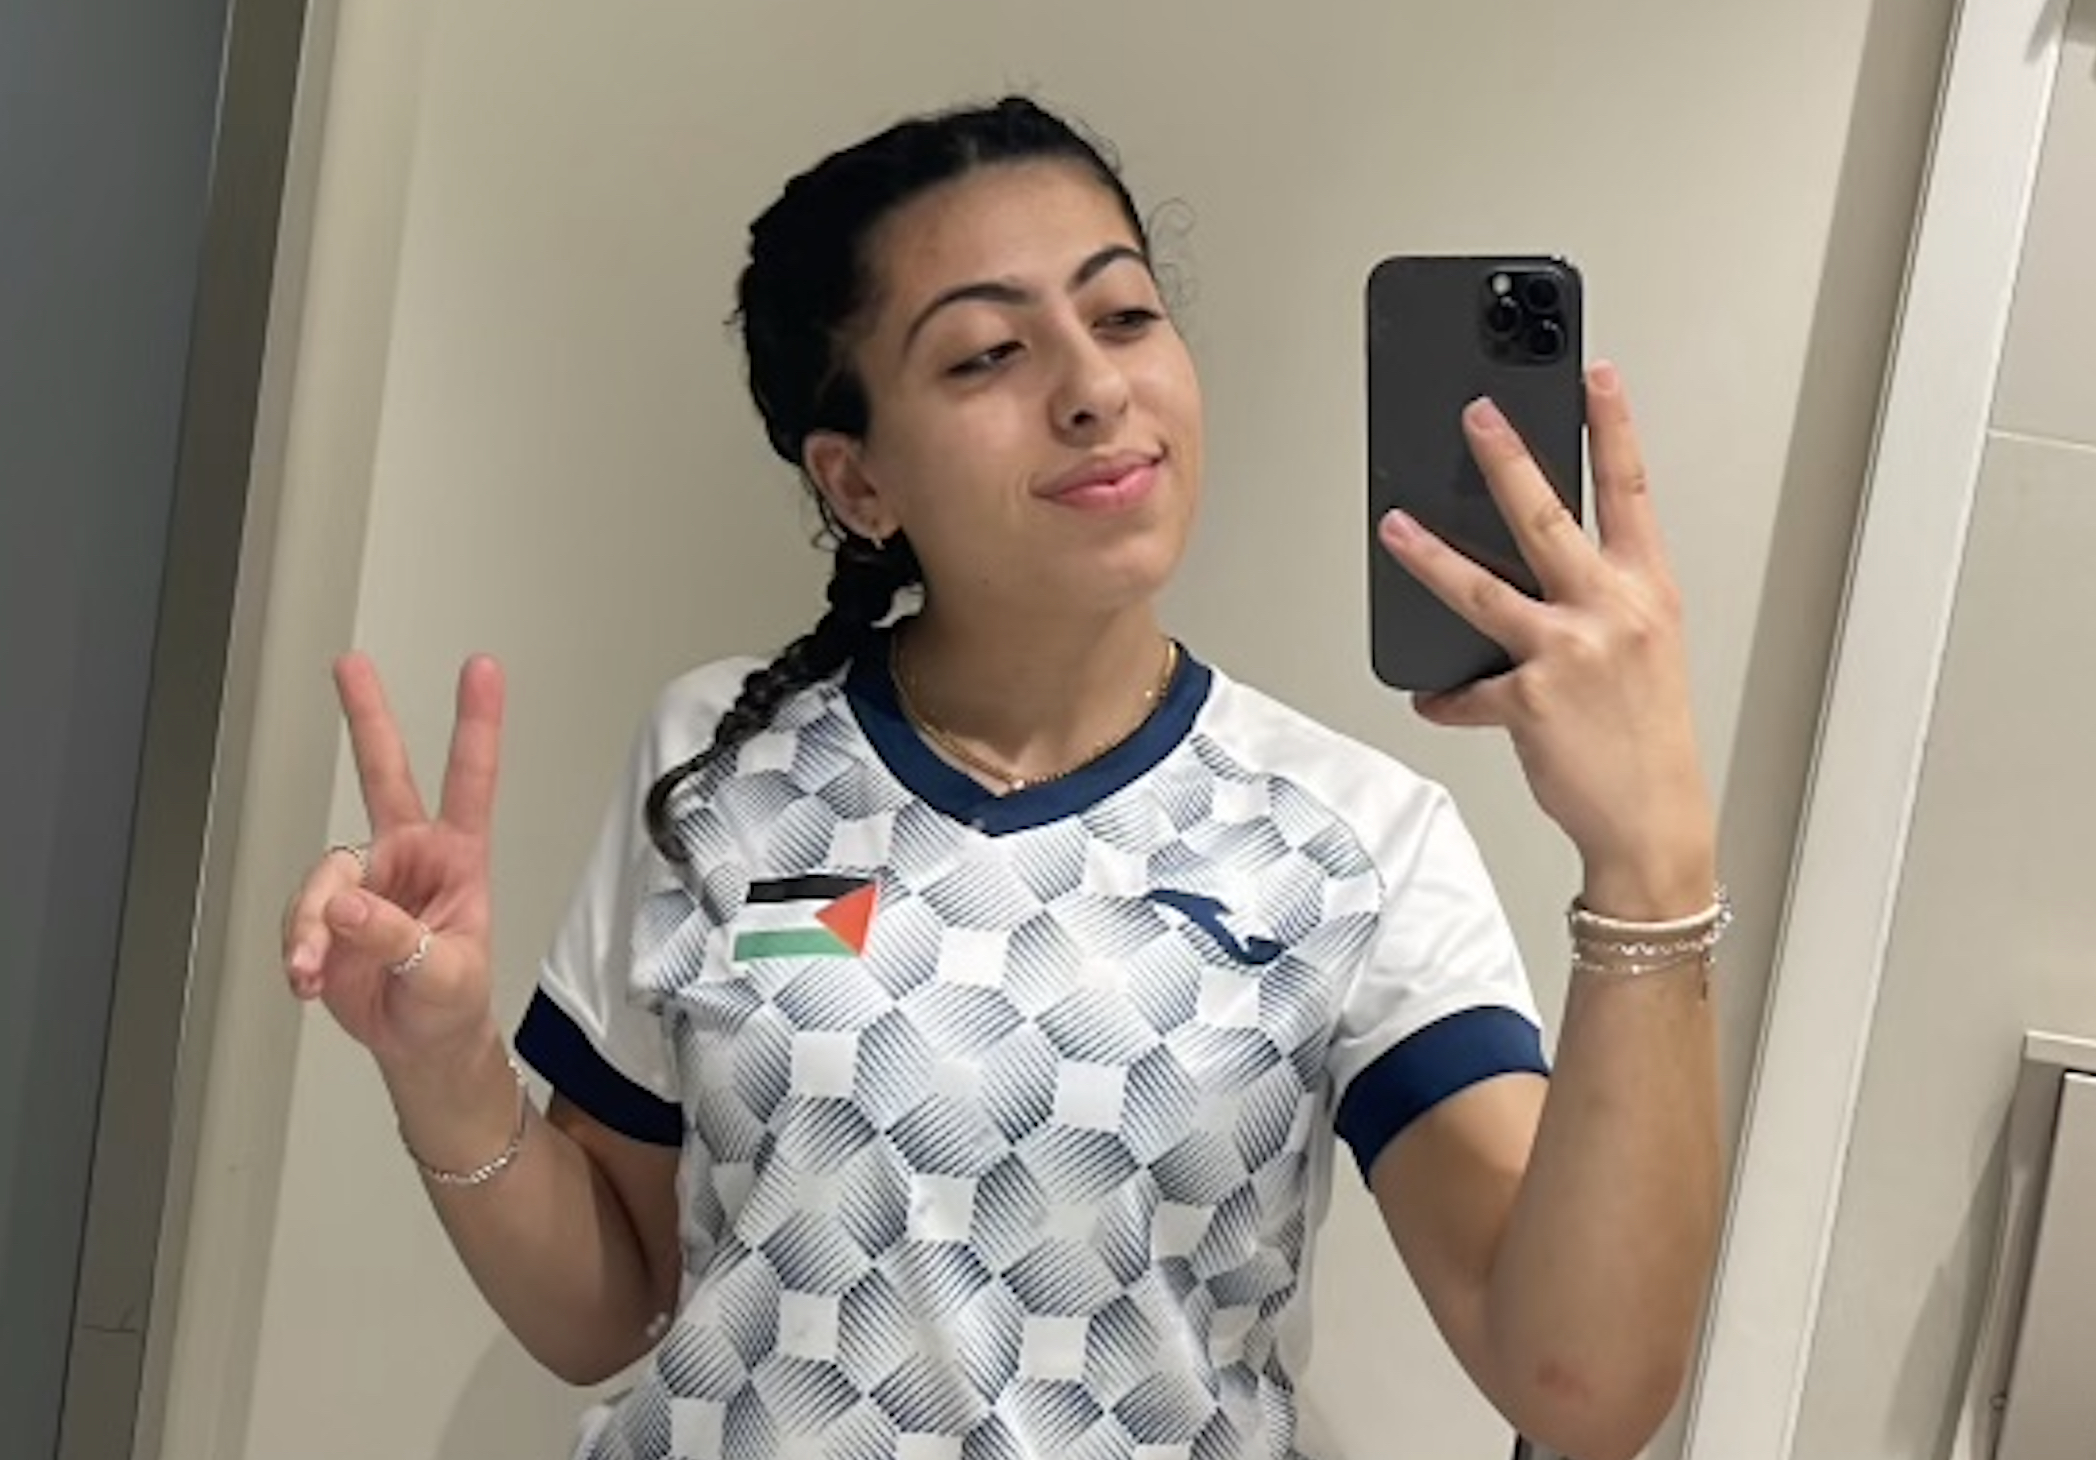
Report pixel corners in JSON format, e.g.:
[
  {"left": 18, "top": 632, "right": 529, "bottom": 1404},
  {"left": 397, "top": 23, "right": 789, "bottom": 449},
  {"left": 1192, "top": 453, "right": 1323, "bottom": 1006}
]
[{"left": 281, "top": 96, "right": 1723, "bottom": 1460}]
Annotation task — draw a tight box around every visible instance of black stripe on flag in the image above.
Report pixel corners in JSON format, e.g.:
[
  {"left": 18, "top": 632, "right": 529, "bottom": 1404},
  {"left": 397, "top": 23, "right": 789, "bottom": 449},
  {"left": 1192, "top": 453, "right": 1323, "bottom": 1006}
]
[{"left": 746, "top": 874, "right": 871, "bottom": 904}]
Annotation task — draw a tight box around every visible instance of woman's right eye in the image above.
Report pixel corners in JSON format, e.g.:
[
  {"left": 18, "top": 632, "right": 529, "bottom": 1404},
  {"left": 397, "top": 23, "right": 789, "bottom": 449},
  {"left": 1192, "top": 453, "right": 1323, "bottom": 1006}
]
[{"left": 948, "top": 342, "right": 1020, "bottom": 377}]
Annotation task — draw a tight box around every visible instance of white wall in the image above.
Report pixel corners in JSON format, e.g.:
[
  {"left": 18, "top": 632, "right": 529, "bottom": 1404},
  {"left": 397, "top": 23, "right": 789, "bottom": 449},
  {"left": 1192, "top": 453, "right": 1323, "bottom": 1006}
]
[{"left": 160, "top": 1, "right": 1947, "bottom": 1457}]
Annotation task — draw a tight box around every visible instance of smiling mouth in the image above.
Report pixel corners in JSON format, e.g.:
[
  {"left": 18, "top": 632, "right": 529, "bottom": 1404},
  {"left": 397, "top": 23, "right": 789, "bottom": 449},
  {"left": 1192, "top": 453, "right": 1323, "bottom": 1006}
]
[{"left": 1043, "top": 452, "right": 1165, "bottom": 510}]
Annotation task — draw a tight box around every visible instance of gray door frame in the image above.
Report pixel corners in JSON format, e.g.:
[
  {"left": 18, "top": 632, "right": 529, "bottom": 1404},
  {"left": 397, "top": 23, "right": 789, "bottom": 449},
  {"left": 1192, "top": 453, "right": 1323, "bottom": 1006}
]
[{"left": 0, "top": 1, "right": 311, "bottom": 1456}]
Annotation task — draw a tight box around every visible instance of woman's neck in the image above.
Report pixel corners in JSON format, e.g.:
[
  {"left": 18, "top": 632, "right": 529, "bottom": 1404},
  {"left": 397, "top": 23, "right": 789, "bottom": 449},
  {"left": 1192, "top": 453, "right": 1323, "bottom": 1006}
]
[{"left": 893, "top": 604, "right": 1175, "bottom": 791}]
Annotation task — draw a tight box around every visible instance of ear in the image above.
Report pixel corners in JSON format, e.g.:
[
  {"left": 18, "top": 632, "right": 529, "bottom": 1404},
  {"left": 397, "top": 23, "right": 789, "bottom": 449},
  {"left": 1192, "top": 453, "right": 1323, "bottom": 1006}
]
[{"left": 803, "top": 431, "right": 894, "bottom": 542}]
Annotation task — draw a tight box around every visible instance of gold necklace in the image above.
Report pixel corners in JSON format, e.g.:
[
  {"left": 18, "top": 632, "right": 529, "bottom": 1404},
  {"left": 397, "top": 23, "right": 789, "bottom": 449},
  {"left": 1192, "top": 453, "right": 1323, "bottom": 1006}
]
[{"left": 892, "top": 635, "right": 1179, "bottom": 794}]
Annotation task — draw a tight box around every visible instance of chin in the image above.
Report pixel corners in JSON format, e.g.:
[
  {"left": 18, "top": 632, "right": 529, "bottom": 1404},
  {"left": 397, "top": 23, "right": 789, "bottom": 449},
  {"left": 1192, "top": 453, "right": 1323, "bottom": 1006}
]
[
  {"left": 1079, "top": 533, "right": 1190, "bottom": 613},
  {"left": 1027, "top": 478, "right": 1197, "bottom": 611}
]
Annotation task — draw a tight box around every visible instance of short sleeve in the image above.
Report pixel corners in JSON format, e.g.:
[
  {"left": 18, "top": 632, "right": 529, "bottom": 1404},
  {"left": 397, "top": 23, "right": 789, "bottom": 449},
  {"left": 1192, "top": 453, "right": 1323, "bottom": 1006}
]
[
  {"left": 1327, "top": 787, "right": 1549, "bottom": 1180},
  {"left": 514, "top": 680, "right": 728, "bottom": 1149}
]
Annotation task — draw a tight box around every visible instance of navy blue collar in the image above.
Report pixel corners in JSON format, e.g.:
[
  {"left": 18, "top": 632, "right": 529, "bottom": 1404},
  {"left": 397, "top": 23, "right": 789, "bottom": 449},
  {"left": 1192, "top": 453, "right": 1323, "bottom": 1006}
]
[{"left": 845, "top": 622, "right": 1212, "bottom": 836}]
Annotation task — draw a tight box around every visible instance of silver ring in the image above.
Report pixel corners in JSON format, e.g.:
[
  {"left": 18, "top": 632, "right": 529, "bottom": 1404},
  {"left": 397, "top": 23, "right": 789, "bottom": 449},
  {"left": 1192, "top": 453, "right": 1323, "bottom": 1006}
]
[
  {"left": 386, "top": 923, "right": 433, "bottom": 978},
  {"left": 328, "top": 842, "right": 370, "bottom": 885}
]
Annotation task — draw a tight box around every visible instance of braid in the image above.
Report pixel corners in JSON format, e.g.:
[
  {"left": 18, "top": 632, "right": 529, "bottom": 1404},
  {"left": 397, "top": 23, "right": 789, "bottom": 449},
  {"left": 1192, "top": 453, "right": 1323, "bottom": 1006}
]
[{"left": 644, "top": 532, "right": 922, "bottom": 860}]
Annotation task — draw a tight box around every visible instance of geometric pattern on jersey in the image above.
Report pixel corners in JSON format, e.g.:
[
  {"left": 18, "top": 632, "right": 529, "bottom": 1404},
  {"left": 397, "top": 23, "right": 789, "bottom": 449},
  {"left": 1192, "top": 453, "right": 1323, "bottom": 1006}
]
[{"left": 541, "top": 632, "right": 1545, "bottom": 1460}]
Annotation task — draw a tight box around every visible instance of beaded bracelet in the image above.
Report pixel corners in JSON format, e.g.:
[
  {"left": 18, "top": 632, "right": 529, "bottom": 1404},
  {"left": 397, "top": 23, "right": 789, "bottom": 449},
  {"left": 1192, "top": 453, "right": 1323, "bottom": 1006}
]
[{"left": 402, "top": 1052, "right": 531, "bottom": 1187}]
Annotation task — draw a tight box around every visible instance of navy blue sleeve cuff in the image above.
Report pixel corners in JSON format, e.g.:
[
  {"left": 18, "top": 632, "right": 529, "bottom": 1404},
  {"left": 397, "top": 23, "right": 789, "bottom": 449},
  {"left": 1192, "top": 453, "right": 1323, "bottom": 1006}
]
[
  {"left": 515, "top": 989, "right": 684, "bottom": 1147},
  {"left": 1334, "top": 1005, "right": 1550, "bottom": 1181}
]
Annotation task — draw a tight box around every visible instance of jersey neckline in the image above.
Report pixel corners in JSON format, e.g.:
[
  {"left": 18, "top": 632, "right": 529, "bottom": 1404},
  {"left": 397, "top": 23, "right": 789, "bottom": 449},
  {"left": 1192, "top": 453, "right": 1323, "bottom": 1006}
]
[{"left": 844, "top": 622, "right": 1214, "bottom": 836}]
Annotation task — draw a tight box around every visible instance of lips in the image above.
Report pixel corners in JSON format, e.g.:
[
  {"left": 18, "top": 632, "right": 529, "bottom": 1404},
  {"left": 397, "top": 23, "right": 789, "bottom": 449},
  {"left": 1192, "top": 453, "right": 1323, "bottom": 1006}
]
[{"left": 1041, "top": 451, "right": 1164, "bottom": 509}]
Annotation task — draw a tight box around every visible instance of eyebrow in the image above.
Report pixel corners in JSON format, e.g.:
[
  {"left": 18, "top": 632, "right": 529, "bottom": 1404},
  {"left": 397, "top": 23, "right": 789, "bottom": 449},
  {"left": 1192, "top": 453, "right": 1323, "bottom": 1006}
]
[{"left": 900, "top": 244, "right": 1152, "bottom": 355}]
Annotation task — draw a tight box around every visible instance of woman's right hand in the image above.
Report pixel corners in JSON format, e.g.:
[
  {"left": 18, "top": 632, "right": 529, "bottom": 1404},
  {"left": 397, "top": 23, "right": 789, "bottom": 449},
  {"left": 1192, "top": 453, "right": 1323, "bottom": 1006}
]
[{"left": 280, "top": 652, "right": 506, "bottom": 1067}]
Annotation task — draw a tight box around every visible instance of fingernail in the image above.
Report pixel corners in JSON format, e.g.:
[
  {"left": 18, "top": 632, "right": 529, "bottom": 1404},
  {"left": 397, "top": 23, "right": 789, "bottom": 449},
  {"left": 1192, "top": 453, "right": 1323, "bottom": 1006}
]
[
  {"left": 1465, "top": 397, "right": 1507, "bottom": 435},
  {"left": 1590, "top": 360, "right": 1620, "bottom": 393},
  {"left": 290, "top": 943, "right": 319, "bottom": 976},
  {"left": 1381, "top": 508, "right": 1422, "bottom": 545}
]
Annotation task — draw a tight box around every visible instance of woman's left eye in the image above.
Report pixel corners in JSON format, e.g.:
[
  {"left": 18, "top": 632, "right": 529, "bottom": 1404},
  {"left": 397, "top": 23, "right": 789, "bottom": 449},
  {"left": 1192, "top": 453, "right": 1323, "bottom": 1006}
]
[{"left": 1099, "top": 307, "right": 1163, "bottom": 334}]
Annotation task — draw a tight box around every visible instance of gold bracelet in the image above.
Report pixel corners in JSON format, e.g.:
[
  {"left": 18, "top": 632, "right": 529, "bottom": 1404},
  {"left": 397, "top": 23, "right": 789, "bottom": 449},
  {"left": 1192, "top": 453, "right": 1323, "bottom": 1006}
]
[{"left": 401, "top": 1053, "right": 530, "bottom": 1187}]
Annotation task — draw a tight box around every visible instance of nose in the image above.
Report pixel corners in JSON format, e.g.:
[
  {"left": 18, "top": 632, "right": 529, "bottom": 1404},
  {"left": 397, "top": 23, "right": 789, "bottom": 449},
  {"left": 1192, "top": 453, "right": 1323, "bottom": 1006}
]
[{"left": 1050, "top": 331, "right": 1132, "bottom": 439}]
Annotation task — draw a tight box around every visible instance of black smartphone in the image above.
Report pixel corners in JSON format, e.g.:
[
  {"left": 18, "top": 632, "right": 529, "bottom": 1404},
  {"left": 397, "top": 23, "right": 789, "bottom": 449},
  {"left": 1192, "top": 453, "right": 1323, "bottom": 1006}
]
[{"left": 1366, "top": 254, "right": 1586, "bottom": 693}]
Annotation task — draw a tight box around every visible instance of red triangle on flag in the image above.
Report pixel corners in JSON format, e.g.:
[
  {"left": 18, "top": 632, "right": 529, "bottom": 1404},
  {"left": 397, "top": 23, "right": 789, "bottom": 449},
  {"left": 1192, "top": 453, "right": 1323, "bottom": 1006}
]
[{"left": 816, "top": 884, "right": 878, "bottom": 956}]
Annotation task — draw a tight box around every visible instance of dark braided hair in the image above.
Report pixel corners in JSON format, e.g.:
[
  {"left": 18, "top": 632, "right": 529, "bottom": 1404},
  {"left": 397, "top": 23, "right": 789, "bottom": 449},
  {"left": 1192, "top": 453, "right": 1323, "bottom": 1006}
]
[{"left": 643, "top": 96, "right": 1151, "bottom": 859}]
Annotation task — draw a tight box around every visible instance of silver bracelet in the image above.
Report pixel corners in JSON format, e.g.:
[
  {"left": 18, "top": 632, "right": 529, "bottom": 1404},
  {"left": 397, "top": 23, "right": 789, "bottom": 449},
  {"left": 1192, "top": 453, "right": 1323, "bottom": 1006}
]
[
  {"left": 403, "top": 1052, "right": 531, "bottom": 1187},
  {"left": 1569, "top": 944, "right": 1722, "bottom": 979}
]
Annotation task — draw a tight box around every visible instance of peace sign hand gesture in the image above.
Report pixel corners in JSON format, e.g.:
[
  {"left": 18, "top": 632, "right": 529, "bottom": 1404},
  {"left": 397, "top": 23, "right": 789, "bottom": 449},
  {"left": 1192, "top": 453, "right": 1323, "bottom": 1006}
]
[
  {"left": 280, "top": 654, "right": 507, "bottom": 1066},
  {"left": 1378, "top": 363, "right": 1715, "bottom": 913}
]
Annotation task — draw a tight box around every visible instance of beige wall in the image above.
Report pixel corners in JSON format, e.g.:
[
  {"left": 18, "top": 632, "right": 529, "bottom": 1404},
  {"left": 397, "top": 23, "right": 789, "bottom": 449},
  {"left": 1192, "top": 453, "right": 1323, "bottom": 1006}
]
[
  {"left": 1794, "top": 8, "right": 2096, "bottom": 1458},
  {"left": 159, "top": 1, "right": 1951, "bottom": 1457}
]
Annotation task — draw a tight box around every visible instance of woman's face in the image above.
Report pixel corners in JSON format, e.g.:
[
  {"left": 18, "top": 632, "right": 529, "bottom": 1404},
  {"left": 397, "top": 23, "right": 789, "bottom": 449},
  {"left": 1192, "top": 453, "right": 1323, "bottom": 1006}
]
[{"left": 808, "top": 161, "right": 1204, "bottom": 624}]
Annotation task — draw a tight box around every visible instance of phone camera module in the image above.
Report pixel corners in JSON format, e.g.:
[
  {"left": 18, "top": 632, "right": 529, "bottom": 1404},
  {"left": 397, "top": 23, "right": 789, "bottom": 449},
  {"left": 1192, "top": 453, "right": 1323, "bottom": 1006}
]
[
  {"left": 1519, "top": 274, "right": 1562, "bottom": 313},
  {"left": 1485, "top": 296, "right": 1524, "bottom": 339},
  {"left": 1477, "top": 265, "right": 1572, "bottom": 364}
]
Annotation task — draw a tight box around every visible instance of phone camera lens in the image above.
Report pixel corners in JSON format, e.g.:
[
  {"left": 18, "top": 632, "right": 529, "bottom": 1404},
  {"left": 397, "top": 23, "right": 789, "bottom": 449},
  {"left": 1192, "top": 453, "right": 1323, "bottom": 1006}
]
[
  {"left": 1519, "top": 274, "right": 1562, "bottom": 314},
  {"left": 1526, "top": 319, "right": 1566, "bottom": 361},
  {"left": 1486, "top": 297, "right": 1524, "bottom": 338}
]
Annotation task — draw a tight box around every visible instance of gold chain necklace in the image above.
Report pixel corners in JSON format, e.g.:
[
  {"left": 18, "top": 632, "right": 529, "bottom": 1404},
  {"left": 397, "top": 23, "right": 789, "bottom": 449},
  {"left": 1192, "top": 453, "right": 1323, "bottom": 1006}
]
[{"left": 892, "top": 635, "right": 1179, "bottom": 794}]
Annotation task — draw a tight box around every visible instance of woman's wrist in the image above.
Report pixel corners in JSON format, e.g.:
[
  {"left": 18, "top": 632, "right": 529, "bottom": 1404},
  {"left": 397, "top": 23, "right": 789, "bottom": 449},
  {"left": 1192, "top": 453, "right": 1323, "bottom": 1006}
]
[
  {"left": 373, "top": 1014, "right": 505, "bottom": 1086},
  {"left": 1578, "top": 827, "right": 1718, "bottom": 923},
  {"left": 376, "top": 1019, "right": 523, "bottom": 1177}
]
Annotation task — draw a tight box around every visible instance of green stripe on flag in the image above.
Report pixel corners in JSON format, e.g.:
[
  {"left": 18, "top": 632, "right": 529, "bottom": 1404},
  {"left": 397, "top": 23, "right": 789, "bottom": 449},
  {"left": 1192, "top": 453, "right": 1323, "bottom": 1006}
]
[{"left": 733, "top": 927, "right": 850, "bottom": 961}]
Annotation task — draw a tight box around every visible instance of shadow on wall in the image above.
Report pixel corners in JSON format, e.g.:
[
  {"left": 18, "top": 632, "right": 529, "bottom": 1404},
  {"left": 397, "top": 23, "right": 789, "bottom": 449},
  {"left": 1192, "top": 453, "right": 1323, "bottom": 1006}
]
[
  {"left": 1709, "top": 0, "right": 1958, "bottom": 1151},
  {"left": 2034, "top": 0, "right": 2068, "bottom": 60},
  {"left": 1893, "top": 1106, "right": 2012, "bottom": 1460},
  {"left": 2069, "top": 0, "right": 2096, "bottom": 65},
  {"left": 437, "top": 1335, "right": 608, "bottom": 1460}
]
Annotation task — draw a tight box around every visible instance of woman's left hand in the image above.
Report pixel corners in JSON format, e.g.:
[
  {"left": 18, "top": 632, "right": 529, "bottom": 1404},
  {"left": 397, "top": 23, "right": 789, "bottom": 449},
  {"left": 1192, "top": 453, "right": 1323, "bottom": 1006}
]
[{"left": 1376, "top": 361, "right": 1715, "bottom": 917}]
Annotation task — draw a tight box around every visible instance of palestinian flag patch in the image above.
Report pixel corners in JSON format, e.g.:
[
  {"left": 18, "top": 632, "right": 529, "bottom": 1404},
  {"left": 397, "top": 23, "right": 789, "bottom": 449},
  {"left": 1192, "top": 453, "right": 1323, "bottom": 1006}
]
[{"left": 732, "top": 875, "right": 879, "bottom": 962}]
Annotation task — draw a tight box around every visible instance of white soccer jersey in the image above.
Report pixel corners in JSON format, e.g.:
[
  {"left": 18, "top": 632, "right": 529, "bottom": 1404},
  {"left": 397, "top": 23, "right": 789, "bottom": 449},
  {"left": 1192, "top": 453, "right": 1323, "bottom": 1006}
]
[{"left": 518, "top": 631, "right": 1547, "bottom": 1460}]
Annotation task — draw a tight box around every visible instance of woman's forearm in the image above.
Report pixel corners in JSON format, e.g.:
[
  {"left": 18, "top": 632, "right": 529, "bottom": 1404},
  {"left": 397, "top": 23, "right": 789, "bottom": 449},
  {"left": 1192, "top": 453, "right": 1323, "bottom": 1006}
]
[
  {"left": 1482, "top": 857, "right": 1725, "bottom": 1460},
  {"left": 378, "top": 1026, "right": 668, "bottom": 1385}
]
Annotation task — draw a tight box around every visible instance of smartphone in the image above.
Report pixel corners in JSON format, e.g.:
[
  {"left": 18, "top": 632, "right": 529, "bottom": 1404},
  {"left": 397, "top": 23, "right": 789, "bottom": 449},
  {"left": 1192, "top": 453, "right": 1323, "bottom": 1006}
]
[{"left": 1366, "top": 254, "right": 1586, "bottom": 693}]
